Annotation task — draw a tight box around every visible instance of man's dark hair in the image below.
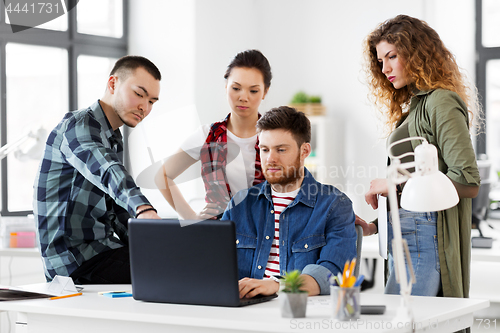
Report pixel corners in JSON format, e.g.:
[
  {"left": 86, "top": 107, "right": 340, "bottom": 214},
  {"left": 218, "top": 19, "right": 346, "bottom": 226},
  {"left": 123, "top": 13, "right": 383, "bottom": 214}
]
[
  {"left": 256, "top": 106, "right": 311, "bottom": 147},
  {"left": 110, "top": 55, "right": 161, "bottom": 81},
  {"left": 224, "top": 49, "right": 272, "bottom": 90}
]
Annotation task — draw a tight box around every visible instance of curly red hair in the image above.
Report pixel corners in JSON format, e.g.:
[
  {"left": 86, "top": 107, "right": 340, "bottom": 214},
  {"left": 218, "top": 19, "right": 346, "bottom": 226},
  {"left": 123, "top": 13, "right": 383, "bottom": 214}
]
[{"left": 363, "top": 15, "right": 479, "bottom": 133}]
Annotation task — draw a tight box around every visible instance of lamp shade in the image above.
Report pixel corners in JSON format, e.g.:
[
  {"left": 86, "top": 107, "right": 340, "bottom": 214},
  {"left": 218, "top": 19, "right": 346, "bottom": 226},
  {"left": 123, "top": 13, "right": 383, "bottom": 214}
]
[
  {"left": 400, "top": 141, "right": 459, "bottom": 212},
  {"left": 400, "top": 171, "right": 459, "bottom": 212}
]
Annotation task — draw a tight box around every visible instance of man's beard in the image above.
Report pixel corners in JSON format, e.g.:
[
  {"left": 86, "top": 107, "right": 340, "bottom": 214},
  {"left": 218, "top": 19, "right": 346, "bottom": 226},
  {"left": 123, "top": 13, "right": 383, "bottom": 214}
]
[{"left": 264, "top": 153, "right": 303, "bottom": 189}]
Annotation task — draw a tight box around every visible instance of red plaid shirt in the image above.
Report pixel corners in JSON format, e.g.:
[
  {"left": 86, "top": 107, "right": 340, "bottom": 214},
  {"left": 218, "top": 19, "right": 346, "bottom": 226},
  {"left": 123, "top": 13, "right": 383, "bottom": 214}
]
[{"left": 200, "top": 113, "right": 265, "bottom": 211}]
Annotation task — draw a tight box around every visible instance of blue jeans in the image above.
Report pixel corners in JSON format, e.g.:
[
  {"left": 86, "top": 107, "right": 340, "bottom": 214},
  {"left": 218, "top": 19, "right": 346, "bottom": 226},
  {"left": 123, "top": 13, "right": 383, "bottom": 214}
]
[{"left": 385, "top": 209, "right": 441, "bottom": 296}]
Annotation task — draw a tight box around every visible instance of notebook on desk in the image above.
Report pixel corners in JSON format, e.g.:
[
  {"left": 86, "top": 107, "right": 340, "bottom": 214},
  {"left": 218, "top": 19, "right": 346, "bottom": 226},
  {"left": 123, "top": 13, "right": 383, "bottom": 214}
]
[{"left": 128, "top": 218, "right": 277, "bottom": 307}]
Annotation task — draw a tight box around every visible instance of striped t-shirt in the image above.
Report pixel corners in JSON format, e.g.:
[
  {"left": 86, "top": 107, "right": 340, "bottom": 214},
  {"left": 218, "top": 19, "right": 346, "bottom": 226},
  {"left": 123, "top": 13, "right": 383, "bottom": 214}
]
[{"left": 264, "top": 188, "right": 300, "bottom": 278}]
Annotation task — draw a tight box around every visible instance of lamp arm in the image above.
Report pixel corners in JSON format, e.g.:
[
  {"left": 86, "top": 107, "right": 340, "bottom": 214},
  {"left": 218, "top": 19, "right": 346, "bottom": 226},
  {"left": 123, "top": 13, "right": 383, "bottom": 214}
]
[
  {"left": 0, "top": 136, "right": 31, "bottom": 160},
  {"left": 387, "top": 162, "right": 415, "bottom": 328},
  {"left": 397, "top": 161, "right": 416, "bottom": 173},
  {"left": 392, "top": 151, "right": 414, "bottom": 161},
  {"left": 391, "top": 164, "right": 413, "bottom": 187},
  {"left": 0, "top": 126, "right": 46, "bottom": 161},
  {"left": 392, "top": 161, "right": 416, "bottom": 185},
  {"left": 388, "top": 136, "right": 427, "bottom": 160}
]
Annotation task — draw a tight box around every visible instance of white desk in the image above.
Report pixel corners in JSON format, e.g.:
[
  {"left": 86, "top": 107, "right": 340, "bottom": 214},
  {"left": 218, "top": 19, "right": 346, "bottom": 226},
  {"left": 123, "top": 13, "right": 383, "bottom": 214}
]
[
  {"left": 470, "top": 224, "right": 500, "bottom": 262},
  {"left": 469, "top": 224, "right": 500, "bottom": 304},
  {"left": 0, "top": 284, "right": 489, "bottom": 333},
  {"left": 471, "top": 240, "right": 500, "bottom": 262},
  {"left": 0, "top": 248, "right": 39, "bottom": 258}
]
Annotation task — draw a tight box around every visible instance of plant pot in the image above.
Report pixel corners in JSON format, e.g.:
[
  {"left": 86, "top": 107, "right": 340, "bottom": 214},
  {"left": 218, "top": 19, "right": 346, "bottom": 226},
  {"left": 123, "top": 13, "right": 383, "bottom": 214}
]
[
  {"left": 288, "top": 103, "right": 326, "bottom": 116},
  {"left": 280, "top": 292, "right": 308, "bottom": 318}
]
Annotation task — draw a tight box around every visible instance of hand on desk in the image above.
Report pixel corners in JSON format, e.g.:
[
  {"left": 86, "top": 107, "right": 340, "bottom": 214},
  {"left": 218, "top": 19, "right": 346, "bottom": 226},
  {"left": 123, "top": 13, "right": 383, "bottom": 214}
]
[{"left": 238, "top": 274, "right": 320, "bottom": 298}]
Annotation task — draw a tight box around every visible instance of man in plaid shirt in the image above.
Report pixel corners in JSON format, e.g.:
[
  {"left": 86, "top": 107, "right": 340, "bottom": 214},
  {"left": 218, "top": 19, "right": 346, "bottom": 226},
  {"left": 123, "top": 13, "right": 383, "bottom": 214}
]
[{"left": 34, "top": 56, "right": 161, "bottom": 284}]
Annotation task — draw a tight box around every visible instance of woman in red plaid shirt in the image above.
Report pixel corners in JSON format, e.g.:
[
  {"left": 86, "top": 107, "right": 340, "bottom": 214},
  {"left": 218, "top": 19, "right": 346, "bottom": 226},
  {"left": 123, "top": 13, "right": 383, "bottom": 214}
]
[{"left": 156, "top": 49, "right": 272, "bottom": 219}]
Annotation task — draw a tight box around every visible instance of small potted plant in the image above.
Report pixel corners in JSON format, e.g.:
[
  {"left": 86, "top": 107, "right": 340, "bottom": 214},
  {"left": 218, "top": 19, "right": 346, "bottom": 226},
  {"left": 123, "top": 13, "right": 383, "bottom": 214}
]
[
  {"left": 289, "top": 91, "right": 325, "bottom": 116},
  {"left": 290, "top": 91, "right": 309, "bottom": 104},
  {"left": 280, "top": 270, "right": 308, "bottom": 318}
]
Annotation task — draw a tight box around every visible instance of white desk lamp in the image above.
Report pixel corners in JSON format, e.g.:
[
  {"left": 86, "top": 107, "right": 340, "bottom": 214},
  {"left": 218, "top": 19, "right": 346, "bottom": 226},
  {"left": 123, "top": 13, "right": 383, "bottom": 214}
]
[
  {"left": 0, "top": 126, "right": 46, "bottom": 235},
  {"left": 0, "top": 126, "right": 47, "bottom": 162},
  {"left": 386, "top": 136, "right": 459, "bottom": 328}
]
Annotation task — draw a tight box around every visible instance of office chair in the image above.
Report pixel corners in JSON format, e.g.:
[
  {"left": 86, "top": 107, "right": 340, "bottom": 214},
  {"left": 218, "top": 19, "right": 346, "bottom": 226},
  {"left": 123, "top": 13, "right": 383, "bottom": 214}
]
[
  {"left": 472, "top": 182, "right": 491, "bottom": 228},
  {"left": 354, "top": 224, "right": 363, "bottom": 277},
  {"left": 471, "top": 160, "right": 493, "bottom": 248}
]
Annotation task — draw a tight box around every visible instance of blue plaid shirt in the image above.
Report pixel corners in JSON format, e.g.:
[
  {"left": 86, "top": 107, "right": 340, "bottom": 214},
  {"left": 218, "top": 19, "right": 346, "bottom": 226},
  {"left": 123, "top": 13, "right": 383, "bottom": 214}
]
[{"left": 34, "top": 100, "right": 151, "bottom": 281}]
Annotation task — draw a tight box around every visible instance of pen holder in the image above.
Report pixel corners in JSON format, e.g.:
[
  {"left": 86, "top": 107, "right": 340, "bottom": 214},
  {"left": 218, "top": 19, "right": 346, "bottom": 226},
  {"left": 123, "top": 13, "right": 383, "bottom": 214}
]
[{"left": 331, "top": 286, "right": 360, "bottom": 321}]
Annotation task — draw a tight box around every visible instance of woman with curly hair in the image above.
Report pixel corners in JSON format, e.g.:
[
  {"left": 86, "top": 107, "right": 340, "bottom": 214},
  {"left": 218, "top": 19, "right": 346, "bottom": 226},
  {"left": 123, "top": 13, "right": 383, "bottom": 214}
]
[{"left": 357, "top": 15, "right": 480, "bottom": 298}]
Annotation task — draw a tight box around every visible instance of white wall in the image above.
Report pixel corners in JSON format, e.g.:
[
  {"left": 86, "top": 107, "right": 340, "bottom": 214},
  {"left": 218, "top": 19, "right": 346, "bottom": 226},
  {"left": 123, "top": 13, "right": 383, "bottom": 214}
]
[{"left": 128, "top": 0, "right": 476, "bottom": 221}]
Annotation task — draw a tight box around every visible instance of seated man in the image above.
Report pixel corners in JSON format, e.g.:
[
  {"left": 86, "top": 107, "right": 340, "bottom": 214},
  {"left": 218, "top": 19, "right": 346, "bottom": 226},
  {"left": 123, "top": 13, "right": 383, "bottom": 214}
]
[
  {"left": 34, "top": 56, "right": 162, "bottom": 284},
  {"left": 222, "top": 106, "right": 357, "bottom": 298}
]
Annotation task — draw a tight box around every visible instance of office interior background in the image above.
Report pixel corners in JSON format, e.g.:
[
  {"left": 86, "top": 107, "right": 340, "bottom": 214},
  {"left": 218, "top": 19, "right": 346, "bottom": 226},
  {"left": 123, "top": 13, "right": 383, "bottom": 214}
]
[{"left": 0, "top": 0, "right": 499, "bottom": 331}]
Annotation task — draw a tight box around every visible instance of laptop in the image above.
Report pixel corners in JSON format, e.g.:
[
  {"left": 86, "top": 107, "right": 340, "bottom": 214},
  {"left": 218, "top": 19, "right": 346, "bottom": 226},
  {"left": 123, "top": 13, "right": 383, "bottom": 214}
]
[{"left": 128, "top": 218, "right": 278, "bottom": 307}]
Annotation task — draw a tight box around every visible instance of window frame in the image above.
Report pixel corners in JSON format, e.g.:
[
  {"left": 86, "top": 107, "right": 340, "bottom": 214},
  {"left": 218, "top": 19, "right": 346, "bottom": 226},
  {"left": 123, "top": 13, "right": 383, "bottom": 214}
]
[
  {"left": 0, "top": 0, "right": 129, "bottom": 216},
  {"left": 475, "top": 0, "right": 500, "bottom": 155}
]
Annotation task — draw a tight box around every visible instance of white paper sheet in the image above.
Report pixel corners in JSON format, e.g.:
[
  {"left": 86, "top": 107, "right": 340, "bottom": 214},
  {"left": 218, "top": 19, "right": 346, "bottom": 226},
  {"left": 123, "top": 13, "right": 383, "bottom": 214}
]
[
  {"left": 15, "top": 275, "right": 80, "bottom": 297},
  {"left": 377, "top": 195, "right": 388, "bottom": 259}
]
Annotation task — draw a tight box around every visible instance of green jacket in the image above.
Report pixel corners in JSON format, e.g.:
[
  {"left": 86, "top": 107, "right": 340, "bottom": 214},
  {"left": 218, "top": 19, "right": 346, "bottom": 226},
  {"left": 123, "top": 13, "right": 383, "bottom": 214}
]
[{"left": 407, "top": 89, "right": 480, "bottom": 298}]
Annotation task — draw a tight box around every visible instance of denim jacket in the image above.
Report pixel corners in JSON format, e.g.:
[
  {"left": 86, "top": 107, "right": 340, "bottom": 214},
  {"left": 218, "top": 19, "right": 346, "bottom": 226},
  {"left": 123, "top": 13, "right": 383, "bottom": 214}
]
[{"left": 221, "top": 168, "right": 357, "bottom": 295}]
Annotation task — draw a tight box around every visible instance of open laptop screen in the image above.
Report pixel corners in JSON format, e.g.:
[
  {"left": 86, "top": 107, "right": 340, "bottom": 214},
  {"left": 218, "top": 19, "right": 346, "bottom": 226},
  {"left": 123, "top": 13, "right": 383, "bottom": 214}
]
[{"left": 129, "top": 218, "right": 276, "bottom": 307}]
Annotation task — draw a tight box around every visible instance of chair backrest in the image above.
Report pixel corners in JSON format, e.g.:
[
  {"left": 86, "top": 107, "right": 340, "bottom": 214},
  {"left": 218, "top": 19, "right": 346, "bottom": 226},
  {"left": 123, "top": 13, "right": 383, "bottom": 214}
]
[
  {"left": 354, "top": 224, "right": 363, "bottom": 277},
  {"left": 472, "top": 181, "right": 491, "bottom": 223},
  {"left": 477, "top": 159, "right": 491, "bottom": 180},
  {"left": 472, "top": 159, "right": 492, "bottom": 224}
]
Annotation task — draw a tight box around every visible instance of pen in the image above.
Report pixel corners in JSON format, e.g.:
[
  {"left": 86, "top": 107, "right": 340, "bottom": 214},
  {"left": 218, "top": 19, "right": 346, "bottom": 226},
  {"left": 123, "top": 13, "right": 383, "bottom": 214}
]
[
  {"left": 49, "top": 292, "right": 82, "bottom": 300},
  {"left": 348, "top": 258, "right": 356, "bottom": 278},
  {"left": 341, "top": 260, "right": 349, "bottom": 287},
  {"left": 333, "top": 276, "right": 340, "bottom": 286},
  {"left": 337, "top": 272, "right": 343, "bottom": 286},
  {"left": 102, "top": 292, "right": 133, "bottom": 298},
  {"left": 345, "top": 276, "right": 356, "bottom": 288},
  {"left": 354, "top": 275, "right": 365, "bottom": 287},
  {"left": 98, "top": 290, "right": 131, "bottom": 295}
]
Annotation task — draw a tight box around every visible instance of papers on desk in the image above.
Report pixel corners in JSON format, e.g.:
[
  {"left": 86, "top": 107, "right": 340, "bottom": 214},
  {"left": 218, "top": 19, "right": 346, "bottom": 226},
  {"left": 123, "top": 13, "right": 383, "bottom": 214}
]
[
  {"left": 0, "top": 287, "right": 52, "bottom": 301},
  {"left": 0, "top": 275, "right": 83, "bottom": 301},
  {"left": 308, "top": 297, "right": 331, "bottom": 308},
  {"left": 46, "top": 275, "right": 81, "bottom": 295}
]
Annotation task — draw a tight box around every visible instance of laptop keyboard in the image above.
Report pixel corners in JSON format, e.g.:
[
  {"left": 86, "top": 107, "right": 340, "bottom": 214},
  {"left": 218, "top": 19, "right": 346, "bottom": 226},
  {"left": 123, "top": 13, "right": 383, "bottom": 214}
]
[{"left": 239, "top": 293, "right": 278, "bottom": 306}]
